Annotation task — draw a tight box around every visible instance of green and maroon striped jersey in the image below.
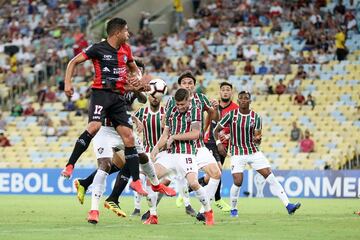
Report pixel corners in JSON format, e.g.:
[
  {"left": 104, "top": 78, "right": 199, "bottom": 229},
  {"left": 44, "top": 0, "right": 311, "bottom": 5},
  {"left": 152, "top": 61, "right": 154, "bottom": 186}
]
[
  {"left": 134, "top": 106, "right": 165, "bottom": 152},
  {"left": 219, "top": 109, "right": 262, "bottom": 156},
  {"left": 165, "top": 104, "right": 201, "bottom": 154},
  {"left": 165, "top": 93, "right": 212, "bottom": 148}
]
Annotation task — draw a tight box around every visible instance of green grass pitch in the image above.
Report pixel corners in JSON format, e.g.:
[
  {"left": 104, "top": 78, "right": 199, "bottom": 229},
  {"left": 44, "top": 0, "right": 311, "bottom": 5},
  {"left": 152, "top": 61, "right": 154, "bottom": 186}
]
[{"left": 0, "top": 195, "right": 359, "bottom": 240}]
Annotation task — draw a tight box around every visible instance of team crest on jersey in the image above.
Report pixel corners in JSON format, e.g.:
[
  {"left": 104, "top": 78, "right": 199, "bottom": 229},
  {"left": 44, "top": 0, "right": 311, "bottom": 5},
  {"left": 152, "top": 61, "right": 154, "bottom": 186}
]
[
  {"left": 123, "top": 55, "right": 128, "bottom": 63},
  {"left": 98, "top": 147, "right": 104, "bottom": 154}
]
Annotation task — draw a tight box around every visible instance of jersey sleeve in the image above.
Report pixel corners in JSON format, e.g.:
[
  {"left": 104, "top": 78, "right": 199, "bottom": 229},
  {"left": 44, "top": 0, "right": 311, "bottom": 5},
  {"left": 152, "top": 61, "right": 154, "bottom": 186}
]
[
  {"left": 191, "top": 106, "right": 201, "bottom": 122},
  {"left": 165, "top": 97, "right": 175, "bottom": 112},
  {"left": 134, "top": 108, "right": 144, "bottom": 121},
  {"left": 255, "top": 114, "right": 262, "bottom": 131},
  {"left": 201, "top": 94, "right": 212, "bottom": 111},
  {"left": 219, "top": 111, "right": 232, "bottom": 128},
  {"left": 125, "top": 44, "right": 134, "bottom": 62},
  {"left": 82, "top": 44, "right": 98, "bottom": 60},
  {"left": 165, "top": 110, "right": 171, "bottom": 128}
]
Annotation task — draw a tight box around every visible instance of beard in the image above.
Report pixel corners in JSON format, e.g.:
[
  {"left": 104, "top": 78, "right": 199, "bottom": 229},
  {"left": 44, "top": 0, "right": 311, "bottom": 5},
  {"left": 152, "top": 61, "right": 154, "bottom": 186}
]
[{"left": 221, "top": 97, "right": 230, "bottom": 103}]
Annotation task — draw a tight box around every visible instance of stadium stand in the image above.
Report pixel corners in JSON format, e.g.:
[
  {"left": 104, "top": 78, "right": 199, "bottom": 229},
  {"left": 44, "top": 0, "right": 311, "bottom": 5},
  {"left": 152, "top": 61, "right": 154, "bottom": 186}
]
[{"left": 0, "top": 0, "right": 359, "bottom": 171}]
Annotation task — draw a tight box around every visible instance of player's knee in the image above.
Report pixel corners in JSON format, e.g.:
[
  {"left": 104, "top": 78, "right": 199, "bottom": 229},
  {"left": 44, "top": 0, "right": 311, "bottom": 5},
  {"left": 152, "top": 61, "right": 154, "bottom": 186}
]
[
  {"left": 208, "top": 164, "right": 221, "bottom": 179},
  {"left": 188, "top": 181, "right": 200, "bottom": 191},
  {"left": 233, "top": 176, "right": 243, "bottom": 187},
  {"left": 138, "top": 153, "right": 148, "bottom": 164},
  {"left": 87, "top": 122, "right": 101, "bottom": 135},
  {"left": 98, "top": 158, "right": 112, "bottom": 172}
]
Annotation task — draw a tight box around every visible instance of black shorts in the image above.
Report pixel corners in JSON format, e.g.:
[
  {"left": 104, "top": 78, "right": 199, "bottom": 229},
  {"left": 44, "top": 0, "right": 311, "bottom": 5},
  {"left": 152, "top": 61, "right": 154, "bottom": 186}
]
[
  {"left": 205, "top": 142, "right": 226, "bottom": 165},
  {"left": 88, "top": 89, "right": 133, "bottom": 129}
]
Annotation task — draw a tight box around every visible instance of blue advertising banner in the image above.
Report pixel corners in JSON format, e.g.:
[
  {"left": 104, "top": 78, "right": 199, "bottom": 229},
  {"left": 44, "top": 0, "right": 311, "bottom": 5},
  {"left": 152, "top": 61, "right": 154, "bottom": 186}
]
[
  {"left": 1, "top": 169, "right": 358, "bottom": 198},
  {"left": 250, "top": 170, "right": 360, "bottom": 198},
  {"left": 0, "top": 168, "right": 249, "bottom": 196}
]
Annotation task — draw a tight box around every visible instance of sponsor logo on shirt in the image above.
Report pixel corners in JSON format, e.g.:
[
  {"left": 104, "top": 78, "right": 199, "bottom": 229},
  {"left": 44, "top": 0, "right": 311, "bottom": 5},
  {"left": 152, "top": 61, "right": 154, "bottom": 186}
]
[
  {"left": 113, "top": 67, "right": 127, "bottom": 75},
  {"left": 98, "top": 147, "right": 104, "bottom": 154},
  {"left": 102, "top": 67, "right": 111, "bottom": 72},
  {"left": 103, "top": 55, "right": 113, "bottom": 60}
]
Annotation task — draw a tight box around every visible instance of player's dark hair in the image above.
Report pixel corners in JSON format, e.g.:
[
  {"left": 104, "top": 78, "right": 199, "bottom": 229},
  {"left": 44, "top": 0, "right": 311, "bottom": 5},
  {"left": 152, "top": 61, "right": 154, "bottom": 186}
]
[
  {"left": 238, "top": 90, "right": 251, "bottom": 99},
  {"left": 220, "top": 82, "right": 233, "bottom": 89},
  {"left": 177, "top": 70, "right": 196, "bottom": 85},
  {"left": 106, "top": 18, "right": 127, "bottom": 36},
  {"left": 175, "top": 88, "right": 190, "bottom": 102},
  {"left": 134, "top": 59, "right": 145, "bottom": 75}
]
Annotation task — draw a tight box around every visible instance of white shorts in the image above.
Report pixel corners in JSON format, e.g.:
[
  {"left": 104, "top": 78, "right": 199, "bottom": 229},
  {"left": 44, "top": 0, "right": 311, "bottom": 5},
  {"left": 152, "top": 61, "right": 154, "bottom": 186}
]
[
  {"left": 155, "top": 152, "right": 198, "bottom": 178},
  {"left": 196, "top": 147, "right": 217, "bottom": 169},
  {"left": 93, "top": 126, "right": 144, "bottom": 159},
  {"left": 230, "top": 151, "right": 270, "bottom": 174}
]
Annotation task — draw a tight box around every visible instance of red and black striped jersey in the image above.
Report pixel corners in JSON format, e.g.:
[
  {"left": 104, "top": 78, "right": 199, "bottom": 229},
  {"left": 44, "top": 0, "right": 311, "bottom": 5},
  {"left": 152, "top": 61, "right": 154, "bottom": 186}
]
[{"left": 82, "top": 40, "right": 134, "bottom": 94}]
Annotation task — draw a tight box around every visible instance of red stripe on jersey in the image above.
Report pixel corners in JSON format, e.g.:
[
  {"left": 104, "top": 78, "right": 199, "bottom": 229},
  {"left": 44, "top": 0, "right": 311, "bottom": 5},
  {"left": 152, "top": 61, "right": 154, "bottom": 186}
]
[
  {"left": 143, "top": 107, "right": 150, "bottom": 152},
  {"left": 240, "top": 115, "right": 248, "bottom": 155},
  {"left": 91, "top": 59, "right": 102, "bottom": 89},
  {"left": 175, "top": 114, "right": 181, "bottom": 153},
  {"left": 151, "top": 114, "right": 156, "bottom": 147},
  {"left": 81, "top": 52, "right": 89, "bottom": 60}
]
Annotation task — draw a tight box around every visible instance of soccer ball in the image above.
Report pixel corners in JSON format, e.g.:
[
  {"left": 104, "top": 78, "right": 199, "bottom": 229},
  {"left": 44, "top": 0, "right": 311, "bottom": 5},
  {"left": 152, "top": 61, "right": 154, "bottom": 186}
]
[{"left": 148, "top": 78, "right": 167, "bottom": 99}]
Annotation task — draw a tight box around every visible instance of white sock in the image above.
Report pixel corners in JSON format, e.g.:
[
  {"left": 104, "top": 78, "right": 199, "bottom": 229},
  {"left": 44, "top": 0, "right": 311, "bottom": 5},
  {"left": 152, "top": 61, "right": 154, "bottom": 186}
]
[
  {"left": 230, "top": 184, "right": 240, "bottom": 210},
  {"left": 203, "top": 178, "right": 220, "bottom": 202},
  {"left": 146, "top": 185, "right": 158, "bottom": 216},
  {"left": 140, "top": 161, "right": 159, "bottom": 185},
  {"left": 91, "top": 169, "right": 108, "bottom": 211},
  {"left": 176, "top": 176, "right": 190, "bottom": 207},
  {"left": 195, "top": 187, "right": 211, "bottom": 212},
  {"left": 266, "top": 173, "right": 289, "bottom": 206},
  {"left": 134, "top": 192, "right": 141, "bottom": 209}
]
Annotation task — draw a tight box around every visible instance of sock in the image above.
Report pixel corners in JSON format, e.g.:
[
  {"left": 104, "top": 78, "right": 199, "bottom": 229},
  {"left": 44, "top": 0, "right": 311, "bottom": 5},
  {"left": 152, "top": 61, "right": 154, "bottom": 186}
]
[
  {"left": 133, "top": 173, "right": 146, "bottom": 209},
  {"left": 214, "top": 179, "right": 222, "bottom": 201},
  {"left": 140, "top": 161, "right": 159, "bottom": 185},
  {"left": 109, "top": 163, "right": 121, "bottom": 174},
  {"left": 156, "top": 193, "right": 164, "bottom": 206},
  {"left": 134, "top": 192, "right": 141, "bottom": 210},
  {"left": 195, "top": 187, "right": 211, "bottom": 212},
  {"left": 107, "top": 164, "right": 130, "bottom": 202},
  {"left": 188, "top": 176, "right": 207, "bottom": 193},
  {"left": 183, "top": 185, "right": 191, "bottom": 207},
  {"left": 67, "top": 130, "right": 93, "bottom": 166},
  {"left": 230, "top": 184, "right": 241, "bottom": 210},
  {"left": 91, "top": 169, "right": 108, "bottom": 210},
  {"left": 125, "top": 147, "right": 140, "bottom": 181},
  {"left": 79, "top": 169, "right": 97, "bottom": 190},
  {"left": 146, "top": 185, "right": 158, "bottom": 215},
  {"left": 203, "top": 178, "right": 220, "bottom": 202},
  {"left": 266, "top": 173, "right": 289, "bottom": 206}
]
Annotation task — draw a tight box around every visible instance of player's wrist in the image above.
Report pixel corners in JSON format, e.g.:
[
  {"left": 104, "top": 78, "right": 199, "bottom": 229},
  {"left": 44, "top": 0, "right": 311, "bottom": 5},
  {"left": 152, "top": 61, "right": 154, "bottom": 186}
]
[{"left": 216, "top": 139, "right": 222, "bottom": 145}]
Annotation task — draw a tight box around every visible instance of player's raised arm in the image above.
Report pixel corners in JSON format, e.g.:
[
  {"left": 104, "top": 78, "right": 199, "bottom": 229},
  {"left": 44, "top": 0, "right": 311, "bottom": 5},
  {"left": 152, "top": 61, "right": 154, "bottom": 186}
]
[{"left": 64, "top": 52, "right": 87, "bottom": 97}]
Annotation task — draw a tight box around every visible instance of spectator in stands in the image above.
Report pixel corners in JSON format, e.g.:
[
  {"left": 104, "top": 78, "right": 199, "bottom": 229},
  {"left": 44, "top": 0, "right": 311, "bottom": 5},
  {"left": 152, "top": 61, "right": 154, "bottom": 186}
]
[
  {"left": 317, "top": 34, "right": 330, "bottom": 52},
  {"left": 269, "top": 1, "right": 283, "bottom": 18},
  {"left": 243, "top": 46, "right": 257, "bottom": 60},
  {"left": 57, "top": 117, "right": 72, "bottom": 137},
  {"left": 10, "top": 101, "right": 23, "bottom": 117},
  {"left": 290, "top": 121, "right": 303, "bottom": 142},
  {"left": 316, "top": 49, "right": 331, "bottom": 64},
  {"left": 304, "top": 94, "right": 316, "bottom": 110},
  {"left": 37, "top": 84, "right": 47, "bottom": 104},
  {"left": 334, "top": 26, "right": 348, "bottom": 61},
  {"left": 34, "top": 102, "right": 46, "bottom": 117},
  {"left": 236, "top": 46, "right": 244, "bottom": 60},
  {"left": 300, "top": 130, "right": 315, "bottom": 153},
  {"left": 296, "top": 65, "right": 307, "bottom": 79},
  {"left": 275, "top": 79, "right": 286, "bottom": 95},
  {"left": 257, "top": 61, "right": 268, "bottom": 75},
  {"left": 239, "top": 79, "right": 252, "bottom": 93},
  {"left": 0, "top": 130, "right": 11, "bottom": 147},
  {"left": 0, "top": 112, "right": 6, "bottom": 130},
  {"left": 173, "top": 0, "right": 185, "bottom": 31},
  {"left": 63, "top": 96, "right": 75, "bottom": 112},
  {"left": 294, "top": 91, "right": 305, "bottom": 106},
  {"left": 286, "top": 79, "right": 298, "bottom": 96},
  {"left": 310, "top": 9, "right": 323, "bottom": 29},
  {"left": 305, "top": 51, "right": 317, "bottom": 64},
  {"left": 244, "top": 60, "right": 255, "bottom": 75},
  {"left": 308, "top": 66, "right": 320, "bottom": 80},
  {"left": 333, "top": 0, "right": 346, "bottom": 15},
  {"left": 270, "top": 60, "right": 281, "bottom": 74},
  {"left": 23, "top": 102, "right": 35, "bottom": 116},
  {"left": 45, "top": 86, "right": 57, "bottom": 102},
  {"left": 296, "top": 51, "right": 306, "bottom": 64},
  {"left": 345, "top": 11, "right": 357, "bottom": 31},
  {"left": 75, "top": 94, "right": 88, "bottom": 115},
  {"left": 279, "top": 59, "right": 291, "bottom": 74}
]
